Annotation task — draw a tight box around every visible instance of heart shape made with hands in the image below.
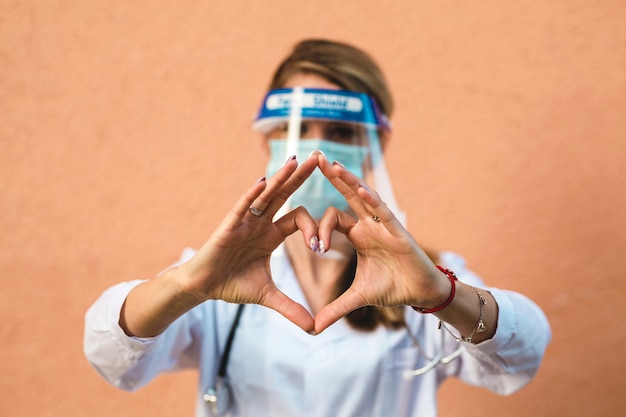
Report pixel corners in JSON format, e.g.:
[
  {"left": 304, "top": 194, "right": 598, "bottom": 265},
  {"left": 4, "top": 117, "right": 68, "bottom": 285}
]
[
  {"left": 183, "top": 152, "right": 434, "bottom": 336},
  {"left": 216, "top": 152, "right": 435, "bottom": 335}
]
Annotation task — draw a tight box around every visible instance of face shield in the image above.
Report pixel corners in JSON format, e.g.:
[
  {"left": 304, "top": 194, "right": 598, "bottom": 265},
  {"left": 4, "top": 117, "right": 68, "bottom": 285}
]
[{"left": 253, "top": 87, "right": 405, "bottom": 225}]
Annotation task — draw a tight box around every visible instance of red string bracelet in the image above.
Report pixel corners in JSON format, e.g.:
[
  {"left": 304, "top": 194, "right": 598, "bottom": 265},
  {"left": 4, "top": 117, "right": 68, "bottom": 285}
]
[{"left": 412, "top": 266, "right": 458, "bottom": 314}]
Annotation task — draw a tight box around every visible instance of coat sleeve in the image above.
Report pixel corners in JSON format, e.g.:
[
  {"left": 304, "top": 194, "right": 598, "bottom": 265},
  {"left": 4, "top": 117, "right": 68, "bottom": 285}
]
[
  {"left": 83, "top": 279, "right": 218, "bottom": 391},
  {"left": 435, "top": 252, "right": 552, "bottom": 395}
]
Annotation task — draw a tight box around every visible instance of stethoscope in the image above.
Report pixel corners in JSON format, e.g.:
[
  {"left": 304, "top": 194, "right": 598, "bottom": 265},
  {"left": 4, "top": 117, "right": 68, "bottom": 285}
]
[
  {"left": 403, "top": 322, "right": 465, "bottom": 379},
  {"left": 205, "top": 305, "right": 465, "bottom": 415}
]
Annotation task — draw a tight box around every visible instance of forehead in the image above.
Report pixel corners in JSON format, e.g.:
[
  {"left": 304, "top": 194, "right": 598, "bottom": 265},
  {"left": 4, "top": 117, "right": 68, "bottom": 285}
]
[{"left": 282, "top": 73, "right": 341, "bottom": 90}]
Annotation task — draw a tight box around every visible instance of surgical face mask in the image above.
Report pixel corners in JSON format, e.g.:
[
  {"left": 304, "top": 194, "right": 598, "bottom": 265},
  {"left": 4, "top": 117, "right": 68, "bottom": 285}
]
[{"left": 266, "top": 139, "right": 369, "bottom": 218}]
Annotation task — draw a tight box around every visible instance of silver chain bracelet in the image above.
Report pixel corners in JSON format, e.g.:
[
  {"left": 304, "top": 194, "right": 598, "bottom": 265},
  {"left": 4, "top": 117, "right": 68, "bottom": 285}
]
[{"left": 438, "top": 287, "right": 487, "bottom": 343}]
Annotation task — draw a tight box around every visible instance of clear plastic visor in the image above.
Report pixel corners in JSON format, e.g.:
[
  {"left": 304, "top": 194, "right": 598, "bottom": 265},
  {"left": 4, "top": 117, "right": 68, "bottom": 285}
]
[
  {"left": 252, "top": 87, "right": 404, "bottom": 224},
  {"left": 253, "top": 87, "right": 388, "bottom": 166}
]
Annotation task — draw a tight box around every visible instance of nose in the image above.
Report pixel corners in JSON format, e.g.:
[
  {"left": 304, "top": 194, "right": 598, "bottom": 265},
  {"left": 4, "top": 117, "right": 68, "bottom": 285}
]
[{"left": 300, "top": 121, "right": 326, "bottom": 139}]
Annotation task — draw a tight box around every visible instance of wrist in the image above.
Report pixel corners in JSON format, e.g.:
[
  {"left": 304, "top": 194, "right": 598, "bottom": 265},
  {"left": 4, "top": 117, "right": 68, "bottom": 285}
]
[
  {"left": 173, "top": 250, "right": 231, "bottom": 302},
  {"left": 437, "top": 283, "right": 491, "bottom": 344},
  {"left": 167, "top": 266, "right": 212, "bottom": 304},
  {"left": 119, "top": 269, "right": 204, "bottom": 338},
  {"left": 412, "top": 266, "right": 458, "bottom": 314}
]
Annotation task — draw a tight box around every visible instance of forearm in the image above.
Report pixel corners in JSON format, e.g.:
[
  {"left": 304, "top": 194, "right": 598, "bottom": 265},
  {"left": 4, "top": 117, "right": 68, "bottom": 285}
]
[
  {"left": 119, "top": 267, "right": 204, "bottom": 338},
  {"left": 412, "top": 264, "right": 498, "bottom": 344},
  {"left": 434, "top": 281, "right": 499, "bottom": 344}
]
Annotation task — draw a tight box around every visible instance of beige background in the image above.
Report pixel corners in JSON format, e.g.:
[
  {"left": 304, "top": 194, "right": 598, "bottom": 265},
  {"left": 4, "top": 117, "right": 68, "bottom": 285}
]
[{"left": 2, "top": 1, "right": 625, "bottom": 416}]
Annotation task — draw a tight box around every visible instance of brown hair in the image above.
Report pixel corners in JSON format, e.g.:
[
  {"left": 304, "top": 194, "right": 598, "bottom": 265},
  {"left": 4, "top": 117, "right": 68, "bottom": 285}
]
[
  {"left": 269, "top": 39, "right": 438, "bottom": 331},
  {"left": 269, "top": 39, "right": 393, "bottom": 118}
]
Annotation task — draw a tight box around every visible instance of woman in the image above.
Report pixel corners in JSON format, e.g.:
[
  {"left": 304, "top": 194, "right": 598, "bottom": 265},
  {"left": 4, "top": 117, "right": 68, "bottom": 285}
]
[{"left": 84, "top": 39, "right": 551, "bottom": 417}]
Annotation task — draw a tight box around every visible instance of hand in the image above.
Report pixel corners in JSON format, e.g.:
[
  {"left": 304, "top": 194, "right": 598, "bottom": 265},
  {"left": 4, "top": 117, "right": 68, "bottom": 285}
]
[
  {"left": 313, "top": 154, "right": 449, "bottom": 334},
  {"left": 176, "top": 153, "right": 321, "bottom": 333}
]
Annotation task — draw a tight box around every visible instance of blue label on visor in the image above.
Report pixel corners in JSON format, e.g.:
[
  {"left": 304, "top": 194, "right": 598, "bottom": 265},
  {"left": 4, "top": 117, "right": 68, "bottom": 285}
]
[{"left": 253, "top": 88, "right": 388, "bottom": 131}]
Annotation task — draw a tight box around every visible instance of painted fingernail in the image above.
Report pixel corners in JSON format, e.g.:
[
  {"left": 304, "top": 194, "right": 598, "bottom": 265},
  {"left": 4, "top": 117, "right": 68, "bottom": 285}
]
[
  {"left": 358, "top": 182, "right": 370, "bottom": 191},
  {"left": 255, "top": 176, "right": 266, "bottom": 184},
  {"left": 308, "top": 330, "right": 317, "bottom": 336},
  {"left": 309, "top": 236, "right": 319, "bottom": 252},
  {"left": 284, "top": 155, "right": 296, "bottom": 165},
  {"left": 318, "top": 240, "right": 326, "bottom": 256}
]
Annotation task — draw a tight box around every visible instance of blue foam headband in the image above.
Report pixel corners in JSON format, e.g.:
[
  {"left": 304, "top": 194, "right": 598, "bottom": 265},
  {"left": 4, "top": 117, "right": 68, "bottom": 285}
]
[{"left": 253, "top": 88, "right": 390, "bottom": 132}]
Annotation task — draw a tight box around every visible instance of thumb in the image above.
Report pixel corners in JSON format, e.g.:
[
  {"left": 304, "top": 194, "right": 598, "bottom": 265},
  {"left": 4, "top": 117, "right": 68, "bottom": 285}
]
[
  {"left": 314, "top": 288, "right": 364, "bottom": 334},
  {"left": 263, "top": 287, "right": 315, "bottom": 333}
]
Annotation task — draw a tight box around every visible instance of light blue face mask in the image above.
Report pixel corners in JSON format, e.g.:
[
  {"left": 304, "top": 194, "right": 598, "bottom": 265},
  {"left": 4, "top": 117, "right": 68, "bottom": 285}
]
[{"left": 266, "top": 139, "right": 369, "bottom": 219}]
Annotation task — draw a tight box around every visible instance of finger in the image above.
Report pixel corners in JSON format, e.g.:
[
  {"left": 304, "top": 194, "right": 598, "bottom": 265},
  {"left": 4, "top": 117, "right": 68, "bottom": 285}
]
[
  {"left": 264, "top": 152, "right": 319, "bottom": 216},
  {"left": 356, "top": 183, "right": 400, "bottom": 227},
  {"left": 317, "top": 207, "right": 357, "bottom": 254},
  {"left": 229, "top": 176, "right": 268, "bottom": 222},
  {"left": 249, "top": 155, "right": 297, "bottom": 215},
  {"left": 314, "top": 288, "right": 365, "bottom": 334},
  {"left": 326, "top": 158, "right": 397, "bottom": 227},
  {"left": 273, "top": 206, "right": 320, "bottom": 252},
  {"left": 358, "top": 183, "right": 406, "bottom": 234},
  {"left": 317, "top": 153, "right": 370, "bottom": 218},
  {"left": 262, "top": 287, "right": 315, "bottom": 333}
]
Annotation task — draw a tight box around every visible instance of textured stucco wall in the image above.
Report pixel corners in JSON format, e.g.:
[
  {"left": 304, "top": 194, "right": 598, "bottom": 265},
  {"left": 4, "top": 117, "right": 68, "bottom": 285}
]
[{"left": 1, "top": 1, "right": 625, "bottom": 416}]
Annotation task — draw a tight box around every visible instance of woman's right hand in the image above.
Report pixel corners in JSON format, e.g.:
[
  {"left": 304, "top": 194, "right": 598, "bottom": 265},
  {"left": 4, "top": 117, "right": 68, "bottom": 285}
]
[
  {"left": 174, "top": 153, "right": 320, "bottom": 331},
  {"left": 120, "top": 153, "right": 319, "bottom": 337}
]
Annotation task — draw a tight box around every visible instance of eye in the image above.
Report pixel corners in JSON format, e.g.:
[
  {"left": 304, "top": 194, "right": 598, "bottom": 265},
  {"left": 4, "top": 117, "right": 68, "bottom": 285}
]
[
  {"left": 300, "top": 122, "right": 310, "bottom": 137},
  {"left": 325, "top": 124, "right": 363, "bottom": 144}
]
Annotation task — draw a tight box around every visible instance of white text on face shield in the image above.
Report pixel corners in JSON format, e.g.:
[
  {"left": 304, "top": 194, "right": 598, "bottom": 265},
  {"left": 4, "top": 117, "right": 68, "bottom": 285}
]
[
  {"left": 266, "top": 93, "right": 363, "bottom": 113},
  {"left": 312, "top": 94, "right": 363, "bottom": 112},
  {"left": 313, "top": 94, "right": 347, "bottom": 110}
]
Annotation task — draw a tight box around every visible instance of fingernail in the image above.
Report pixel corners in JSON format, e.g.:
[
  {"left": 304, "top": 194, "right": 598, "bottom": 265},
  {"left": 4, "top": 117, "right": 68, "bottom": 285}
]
[
  {"left": 255, "top": 176, "right": 266, "bottom": 184},
  {"left": 318, "top": 240, "right": 326, "bottom": 256},
  {"left": 332, "top": 161, "right": 345, "bottom": 168},
  {"left": 308, "top": 330, "right": 317, "bottom": 336},
  {"left": 319, "top": 150, "right": 327, "bottom": 160},
  {"left": 309, "top": 236, "right": 319, "bottom": 252},
  {"left": 284, "top": 155, "right": 296, "bottom": 165},
  {"left": 358, "top": 182, "right": 370, "bottom": 191}
]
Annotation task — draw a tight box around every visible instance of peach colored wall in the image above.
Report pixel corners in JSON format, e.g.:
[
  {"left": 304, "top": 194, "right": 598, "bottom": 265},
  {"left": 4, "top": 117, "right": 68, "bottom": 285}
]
[{"left": 1, "top": 1, "right": 625, "bottom": 416}]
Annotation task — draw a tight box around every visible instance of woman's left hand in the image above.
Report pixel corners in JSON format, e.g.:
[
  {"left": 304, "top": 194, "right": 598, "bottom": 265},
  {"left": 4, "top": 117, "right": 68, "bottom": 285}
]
[{"left": 313, "top": 153, "right": 450, "bottom": 334}]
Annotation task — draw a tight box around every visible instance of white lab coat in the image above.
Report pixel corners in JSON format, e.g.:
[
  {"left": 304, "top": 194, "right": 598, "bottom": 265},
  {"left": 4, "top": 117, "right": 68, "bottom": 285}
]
[{"left": 84, "top": 247, "right": 551, "bottom": 417}]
